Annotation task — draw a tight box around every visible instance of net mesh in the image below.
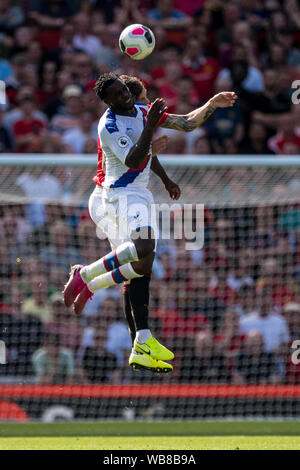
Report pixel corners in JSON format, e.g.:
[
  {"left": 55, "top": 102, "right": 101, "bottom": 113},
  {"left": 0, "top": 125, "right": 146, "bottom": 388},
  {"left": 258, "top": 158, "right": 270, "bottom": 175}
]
[{"left": 0, "top": 157, "right": 300, "bottom": 421}]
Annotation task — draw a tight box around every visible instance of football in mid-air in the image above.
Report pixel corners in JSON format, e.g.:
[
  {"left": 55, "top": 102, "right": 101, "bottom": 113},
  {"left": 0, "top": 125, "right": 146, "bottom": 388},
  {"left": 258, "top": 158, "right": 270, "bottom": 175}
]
[{"left": 119, "top": 24, "right": 155, "bottom": 60}]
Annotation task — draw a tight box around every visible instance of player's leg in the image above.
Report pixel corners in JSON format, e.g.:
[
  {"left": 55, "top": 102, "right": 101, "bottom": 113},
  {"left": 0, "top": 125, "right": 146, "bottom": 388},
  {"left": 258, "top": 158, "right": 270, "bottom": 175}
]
[
  {"left": 71, "top": 231, "right": 154, "bottom": 315},
  {"left": 122, "top": 283, "right": 136, "bottom": 345},
  {"left": 124, "top": 226, "right": 174, "bottom": 363},
  {"left": 65, "top": 192, "right": 157, "bottom": 310}
]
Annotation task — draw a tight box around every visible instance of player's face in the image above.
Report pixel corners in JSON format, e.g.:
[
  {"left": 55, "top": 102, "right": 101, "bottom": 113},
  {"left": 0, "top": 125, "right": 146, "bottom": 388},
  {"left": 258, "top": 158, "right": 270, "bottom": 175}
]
[{"left": 105, "top": 78, "right": 134, "bottom": 112}]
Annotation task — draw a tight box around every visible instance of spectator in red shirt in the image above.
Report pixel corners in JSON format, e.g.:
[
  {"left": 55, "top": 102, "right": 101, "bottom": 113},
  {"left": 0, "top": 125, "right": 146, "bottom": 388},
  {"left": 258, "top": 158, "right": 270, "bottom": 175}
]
[
  {"left": 268, "top": 113, "right": 300, "bottom": 155},
  {"left": 209, "top": 265, "right": 238, "bottom": 307},
  {"left": 157, "top": 60, "right": 183, "bottom": 113},
  {"left": 181, "top": 37, "right": 220, "bottom": 102},
  {"left": 13, "top": 94, "right": 46, "bottom": 153}
]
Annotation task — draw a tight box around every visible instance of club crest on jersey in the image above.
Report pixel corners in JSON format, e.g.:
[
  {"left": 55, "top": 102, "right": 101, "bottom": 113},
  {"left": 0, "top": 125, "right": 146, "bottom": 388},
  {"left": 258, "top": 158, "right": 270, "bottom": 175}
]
[{"left": 118, "top": 136, "right": 129, "bottom": 148}]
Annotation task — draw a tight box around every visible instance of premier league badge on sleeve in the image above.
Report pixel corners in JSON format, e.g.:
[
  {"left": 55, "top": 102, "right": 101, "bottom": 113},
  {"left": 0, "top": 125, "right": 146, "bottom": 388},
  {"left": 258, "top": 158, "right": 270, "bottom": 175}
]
[{"left": 118, "top": 136, "right": 129, "bottom": 148}]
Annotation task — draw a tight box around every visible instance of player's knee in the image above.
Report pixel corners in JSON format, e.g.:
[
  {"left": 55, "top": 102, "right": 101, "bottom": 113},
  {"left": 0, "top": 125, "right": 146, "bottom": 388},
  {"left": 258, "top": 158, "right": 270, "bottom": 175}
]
[
  {"left": 132, "top": 252, "right": 154, "bottom": 275},
  {"left": 132, "top": 227, "right": 155, "bottom": 259}
]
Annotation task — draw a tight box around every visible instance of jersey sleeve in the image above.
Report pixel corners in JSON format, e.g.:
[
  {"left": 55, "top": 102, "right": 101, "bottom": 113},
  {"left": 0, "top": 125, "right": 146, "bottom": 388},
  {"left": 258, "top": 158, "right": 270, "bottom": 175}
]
[
  {"left": 100, "top": 124, "right": 134, "bottom": 164},
  {"left": 146, "top": 104, "right": 168, "bottom": 127},
  {"left": 158, "top": 111, "right": 168, "bottom": 126}
]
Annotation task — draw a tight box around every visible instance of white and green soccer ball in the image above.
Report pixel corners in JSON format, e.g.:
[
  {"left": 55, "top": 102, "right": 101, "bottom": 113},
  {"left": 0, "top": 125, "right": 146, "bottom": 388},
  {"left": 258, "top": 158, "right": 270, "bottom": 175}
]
[{"left": 119, "top": 24, "right": 155, "bottom": 60}]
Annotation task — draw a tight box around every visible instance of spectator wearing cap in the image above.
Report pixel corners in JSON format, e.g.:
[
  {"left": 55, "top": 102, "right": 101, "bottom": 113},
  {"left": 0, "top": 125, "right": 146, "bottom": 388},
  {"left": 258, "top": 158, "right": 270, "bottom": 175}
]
[
  {"left": 51, "top": 84, "right": 83, "bottom": 135},
  {"left": 62, "top": 109, "right": 97, "bottom": 153}
]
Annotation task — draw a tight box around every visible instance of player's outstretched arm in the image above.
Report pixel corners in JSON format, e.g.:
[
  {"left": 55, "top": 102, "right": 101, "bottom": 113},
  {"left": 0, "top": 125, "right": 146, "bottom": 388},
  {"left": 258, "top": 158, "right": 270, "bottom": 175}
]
[{"left": 161, "top": 92, "right": 238, "bottom": 132}]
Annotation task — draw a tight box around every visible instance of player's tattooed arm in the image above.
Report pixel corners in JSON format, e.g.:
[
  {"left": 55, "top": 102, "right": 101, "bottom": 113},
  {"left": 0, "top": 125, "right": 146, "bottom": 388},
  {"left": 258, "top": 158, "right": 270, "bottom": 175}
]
[
  {"left": 161, "top": 106, "right": 216, "bottom": 132},
  {"left": 161, "top": 92, "right": 237, "bottom": 132}
]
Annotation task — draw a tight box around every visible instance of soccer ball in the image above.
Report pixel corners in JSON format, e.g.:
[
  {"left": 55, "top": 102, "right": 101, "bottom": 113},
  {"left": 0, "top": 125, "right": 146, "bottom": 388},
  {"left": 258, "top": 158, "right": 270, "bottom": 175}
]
[{"left": 119, "top": 24, "right": 155, "bottom": 60}]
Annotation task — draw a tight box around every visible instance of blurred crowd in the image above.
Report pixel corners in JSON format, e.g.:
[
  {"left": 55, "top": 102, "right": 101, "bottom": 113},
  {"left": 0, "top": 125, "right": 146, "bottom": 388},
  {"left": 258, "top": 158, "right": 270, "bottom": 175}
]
[
  {"left": 0, "top": 200, "right": 300, "bottom": 385},
  {"left": 0, "top": 0, "right": 299, "bottom": 155}
]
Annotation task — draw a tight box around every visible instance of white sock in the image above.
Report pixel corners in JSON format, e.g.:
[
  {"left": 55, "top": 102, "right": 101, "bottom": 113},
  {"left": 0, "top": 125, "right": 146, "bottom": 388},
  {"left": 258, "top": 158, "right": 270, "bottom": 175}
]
[
  {"left": 87, "top": 263, "right": 142, "bottom": 292},
  {"left": 81, "top": 241, "right": 139, "bottom": 283},
  {"left": 136, "top": 329, "right": 151, "bottom": 344}
]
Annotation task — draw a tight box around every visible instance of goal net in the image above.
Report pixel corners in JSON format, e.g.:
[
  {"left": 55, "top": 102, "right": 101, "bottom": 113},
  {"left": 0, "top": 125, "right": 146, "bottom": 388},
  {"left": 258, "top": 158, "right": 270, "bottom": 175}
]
[{"left": 0, "top": 154, "right": 300, "bottom": 422}]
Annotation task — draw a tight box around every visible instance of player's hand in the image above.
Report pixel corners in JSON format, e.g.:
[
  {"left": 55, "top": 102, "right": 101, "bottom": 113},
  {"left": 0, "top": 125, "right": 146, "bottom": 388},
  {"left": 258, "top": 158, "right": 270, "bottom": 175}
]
[
  {"left": 152, "top": 135, "right": 169, "bottom": 155},
  {"left": 210, "top": 92, "right": 237, "bottom": 108},
  {"left": 165, "top": 179, "right": 181, "bottom": 200},
  {"left": 146, "top": 98, "right": 168, "bottom": 129}
]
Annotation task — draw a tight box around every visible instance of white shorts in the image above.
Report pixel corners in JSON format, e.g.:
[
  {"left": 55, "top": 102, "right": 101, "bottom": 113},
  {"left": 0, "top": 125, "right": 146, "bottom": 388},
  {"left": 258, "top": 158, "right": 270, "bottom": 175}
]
[{"left": 89, "top": 185, "right": 158, "bottom": 250}]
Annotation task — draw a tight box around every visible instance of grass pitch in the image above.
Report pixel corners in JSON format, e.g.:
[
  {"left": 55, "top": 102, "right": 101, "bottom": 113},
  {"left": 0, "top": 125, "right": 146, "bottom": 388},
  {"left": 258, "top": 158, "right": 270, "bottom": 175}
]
[{"left": 0, "top": 421, "right": 300, "bottom": 450}]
